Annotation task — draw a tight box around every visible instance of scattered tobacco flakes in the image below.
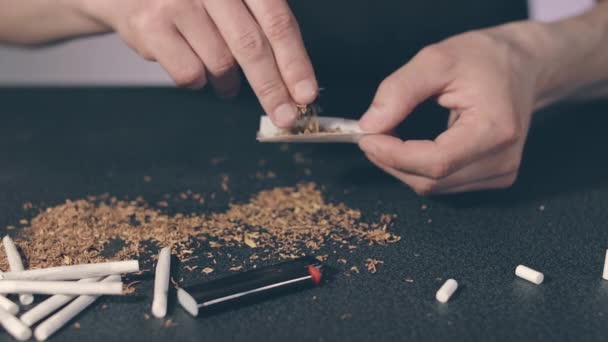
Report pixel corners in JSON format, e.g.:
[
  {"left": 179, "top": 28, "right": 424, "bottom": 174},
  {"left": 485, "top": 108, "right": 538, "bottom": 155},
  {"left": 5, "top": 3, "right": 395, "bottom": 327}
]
[
  {"left": 73, "top": 322, "right": 81, "bottom": 329},
  {"left": 124, "top": 281, "right": 141, "bottom": 294},
  {"left": 0, "top": 183, "right": 399, "bottom": 270},
  {"left": 404, "top": 278, "right": 414, "bottom": 283},
  {"left": 163, "top": 319, "right": 177, "bottom": 328},
  {"left": 202, "top": 267, "right": 214, "bottom": 274},
  {"left": 210, "top": 157, "right": 228, "bottom": 166},
  {"left": 221, "top": 174, "right": 230, "bottom": 192},
  {"left": 287, "top": 102, "right": 341, "bottom": 135},
  {"left": 255, "top": 171, "right": 277, "bottom": 180},
  {"left": 365, "top": 258, "right": 383, "bottom": 274},
  {"left": 337, "top": 259, "right": 347, "bottom": 265},
  {"left": 340, "top": 313, "right": 352, "bottom": 320},
  {"left": 229, "top": 266, "right": 243, "bottom": 272},
  {"left": 350, "top": 266, "right": 360, "bottom": 274}
]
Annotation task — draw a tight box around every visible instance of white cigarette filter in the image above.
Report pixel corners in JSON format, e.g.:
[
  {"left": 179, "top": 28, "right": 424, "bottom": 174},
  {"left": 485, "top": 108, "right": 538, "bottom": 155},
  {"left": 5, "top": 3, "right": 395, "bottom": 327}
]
[
  {"left": 20, "top": 277, "right": 102, "bottom": 327},
  {"left": 515, "top": 265, "right": 544, "bottom": 284},
  {"left": 152, "top": 247, "right": 171, "bottom": 318},
  {"left": 0, "top": 295, "right": 19, "bottom": 315},
  {"left": 435, "top": 279, "right": 458, "bottom": 303},
  {"left": 0, "top": 280, "right": 123, "bottom": 296},
  {"left": 603, "top": 250, "right": 608, "bottom": 280},
  {"left": 34, "top": 275, "right": 121, "bottom": 341},
  {"left": 0, "top": 260, "right": 139, "bottom": 281},
  {"left": 0, "top": 306, "right": 31, "bottom": 341},
  {"left": 3, "top": 235, "right": 35, "bottom": 305}
]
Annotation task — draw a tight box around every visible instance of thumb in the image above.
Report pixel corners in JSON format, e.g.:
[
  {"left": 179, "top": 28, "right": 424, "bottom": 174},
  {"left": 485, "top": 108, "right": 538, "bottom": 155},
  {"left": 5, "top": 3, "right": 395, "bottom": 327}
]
[{"left": 359, "top": 46, "right": 453, "bottom": 133}]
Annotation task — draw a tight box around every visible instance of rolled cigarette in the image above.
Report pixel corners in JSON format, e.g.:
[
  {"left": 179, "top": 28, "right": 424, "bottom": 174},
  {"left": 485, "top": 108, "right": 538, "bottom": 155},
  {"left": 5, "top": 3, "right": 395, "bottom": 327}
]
[
  {"left": 0, "top": 306, "right": 31, "bottom": 341},
  {"left": 0, "top": 260, "right": 139, "bottom": 281},
  {"left": 0, "top": 280, "right": 123, "bottom": 296},
  {"left": 603, "top": 250, "right": 608, "bottom": 280},
  {"left": 515, "top": 265, "right": 544, "bottom": 284},
  {"left": 3, "top": 235, "right": 35, "bottom": 305},
  {"left": 34, "top": 275, "right": 120, "bottom": 341},
  {"left": 152, "top": 247, "right": 171, "bottom": 318},
  {"left": 435, "top": 279, "right": 458, "bottom": 303},
  {"left": 20, "top": 277, "right": 102, "bottom": 327}
]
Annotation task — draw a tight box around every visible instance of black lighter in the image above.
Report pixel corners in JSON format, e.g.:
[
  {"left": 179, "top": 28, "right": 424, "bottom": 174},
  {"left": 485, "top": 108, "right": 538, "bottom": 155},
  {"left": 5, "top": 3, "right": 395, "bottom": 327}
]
[{"left": 177, "top": 256, "right": 323, "bottom": 316}]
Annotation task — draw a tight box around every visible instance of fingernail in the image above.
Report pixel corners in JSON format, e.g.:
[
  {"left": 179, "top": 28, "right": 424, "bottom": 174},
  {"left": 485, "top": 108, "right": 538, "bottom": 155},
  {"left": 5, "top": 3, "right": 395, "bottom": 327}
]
[
  {"left": 273, "top": 103, "right": 298, "bottom": 128},
  {"left": 294, "top": 79, "right": 317, "bottom": 103},
  {"left": 359, "top": 107, "right": 384, "bottom": 132}
]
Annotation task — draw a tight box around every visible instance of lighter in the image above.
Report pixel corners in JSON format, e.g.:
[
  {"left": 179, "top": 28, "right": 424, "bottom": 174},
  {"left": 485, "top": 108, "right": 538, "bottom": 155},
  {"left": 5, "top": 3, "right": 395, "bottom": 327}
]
[{"left": 177, "top": 256, "right": 322, "bottom": 317}]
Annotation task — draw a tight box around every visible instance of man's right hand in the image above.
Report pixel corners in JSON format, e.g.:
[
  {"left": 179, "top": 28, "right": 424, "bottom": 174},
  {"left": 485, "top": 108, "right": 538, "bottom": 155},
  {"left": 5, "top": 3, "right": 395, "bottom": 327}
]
[{"left": 75, "top": 0, "right": 318, "bottom": 127}]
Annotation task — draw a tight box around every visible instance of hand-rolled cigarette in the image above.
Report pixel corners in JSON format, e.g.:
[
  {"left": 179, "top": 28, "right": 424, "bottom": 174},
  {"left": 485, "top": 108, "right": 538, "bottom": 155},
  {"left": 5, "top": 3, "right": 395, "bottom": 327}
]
[
  {"left": 34, "top": 275, "right": 120, "bottom": 341},
  {"left": 152, "top": 247, "right": 171, "bottom": 318},
  {"left": 257, "top": 116, "right": 370, "bottom": 143},
  {"left": 20, "top": 277, "right": 102, "bottom": 327},
  {"left": 0, "top": 260, "right": 139, "bottom": 281},
  {"left": 0, "top": 280, "right": 123, "bottom": 296},
  {"left": 0, "top": 306, "right": 31, "bottom": 341},
  {"left": 3, "top": 235, "right": 35, "bottom": 305},
  {"left": 0, "top": 295, "right": 18, "bottom": 316}
]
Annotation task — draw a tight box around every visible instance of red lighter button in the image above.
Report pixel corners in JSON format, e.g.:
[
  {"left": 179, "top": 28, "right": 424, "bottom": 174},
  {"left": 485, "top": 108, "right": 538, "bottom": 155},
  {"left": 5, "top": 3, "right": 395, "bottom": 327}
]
[{"left": 308, "top": 265, "right": 322, "bottom": 285}]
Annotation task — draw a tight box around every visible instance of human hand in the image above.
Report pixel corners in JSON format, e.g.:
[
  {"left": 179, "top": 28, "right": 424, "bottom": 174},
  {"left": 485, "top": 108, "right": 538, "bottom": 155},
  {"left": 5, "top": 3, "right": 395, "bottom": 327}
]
[
  {"left": 358, "top": 24, "right": 544, "bottom": 195},
  {"left": 76, "top": 0, "right": 318, "bottom": 127}
]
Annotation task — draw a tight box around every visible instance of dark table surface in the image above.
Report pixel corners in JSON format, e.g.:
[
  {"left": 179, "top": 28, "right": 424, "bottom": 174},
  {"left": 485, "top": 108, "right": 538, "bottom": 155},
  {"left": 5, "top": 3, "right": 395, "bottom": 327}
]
[{"left": 0, "top": 87, "right": 607, "bottom": 342}]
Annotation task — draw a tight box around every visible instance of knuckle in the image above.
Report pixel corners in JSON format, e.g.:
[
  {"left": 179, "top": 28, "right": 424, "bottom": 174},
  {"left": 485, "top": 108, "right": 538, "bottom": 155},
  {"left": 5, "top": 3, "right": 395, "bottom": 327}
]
[
  {"left": 428, "top": 155, "right": 452, "bottom": 179},
  {"left": 503, "top": 156, "right": 521, "bottom": 175},
  {"left": 499, "top": 120, "right": 521, "bottom": 147},
  {"left": 498, "top": 173, "right": 518, "bottom": 189},
  {"left": 413, "top": 180, "right": 437, "bottom": 196},
  {"left": 173, "top": 64, "right": 205, "bottom": 87},
  {"left": 234, "top": 29, "right": 267, "bottom": 61},
  {"left": 264, "top": 12, "right": 297, "bottom": 41},
  {"left": 256, "top": 79, "right": 285, "bottom": 100},
  {"left": 417, "top": 44, "right": 455, "bottom": 72},
  {"left": 208, "top": 52, "right": 237, "bottom": 75},
  {"left": 126, "top": 13, "right": 151, "bottom": 33},
  {"left": 137, "top": 49, "right": 155, "bottom": 61}
]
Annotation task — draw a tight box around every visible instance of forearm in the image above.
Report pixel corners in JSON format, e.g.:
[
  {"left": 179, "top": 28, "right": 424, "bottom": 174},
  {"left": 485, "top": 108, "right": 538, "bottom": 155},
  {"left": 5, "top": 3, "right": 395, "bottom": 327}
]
[
  {"left": 0, "top": 0, "right": 109, "bottom": 45},
  {"left": 533, "top": 2, "right": 608, "bottom": 107}
]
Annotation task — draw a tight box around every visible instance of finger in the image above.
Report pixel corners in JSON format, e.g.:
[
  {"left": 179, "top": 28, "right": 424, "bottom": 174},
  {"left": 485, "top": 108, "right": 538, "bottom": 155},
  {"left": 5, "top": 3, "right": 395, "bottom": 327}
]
[
  {"left": 205, "top": 0, "right": 296, "bottom": 128},
  {"left": 148, "top": 26, "right": 207, "bottom": 89},
  {"left": 359, "top": 45, "right": 454, "bottom": 133},
  {"left": 365, "top": 151, "right": 518, "bottom": 195},
  {"left": 174, "top": 5, "right": 241, "bottom": 98},
  {"left": 359, "top": 113, "right": 502, "bottom": 179},
  {"left": 434, "top": 173, "right": 518, "bottom": 194},
  {"left": 244, "top": 0, "right": 318, "bottom": 104}
]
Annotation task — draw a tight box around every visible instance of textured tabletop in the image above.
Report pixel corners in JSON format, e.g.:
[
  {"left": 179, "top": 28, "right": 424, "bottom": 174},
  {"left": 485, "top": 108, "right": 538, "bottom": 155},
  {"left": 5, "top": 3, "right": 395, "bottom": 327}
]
[{"left": 0, "top": 87, "right": 607, "bottom": 342}]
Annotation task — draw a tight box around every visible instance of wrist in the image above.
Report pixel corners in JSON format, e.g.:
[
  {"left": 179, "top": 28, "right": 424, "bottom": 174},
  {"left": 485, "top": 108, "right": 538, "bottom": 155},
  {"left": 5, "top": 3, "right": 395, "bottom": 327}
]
[{"left": 530, "top": 4, "right": 608, "bottom": 108}]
